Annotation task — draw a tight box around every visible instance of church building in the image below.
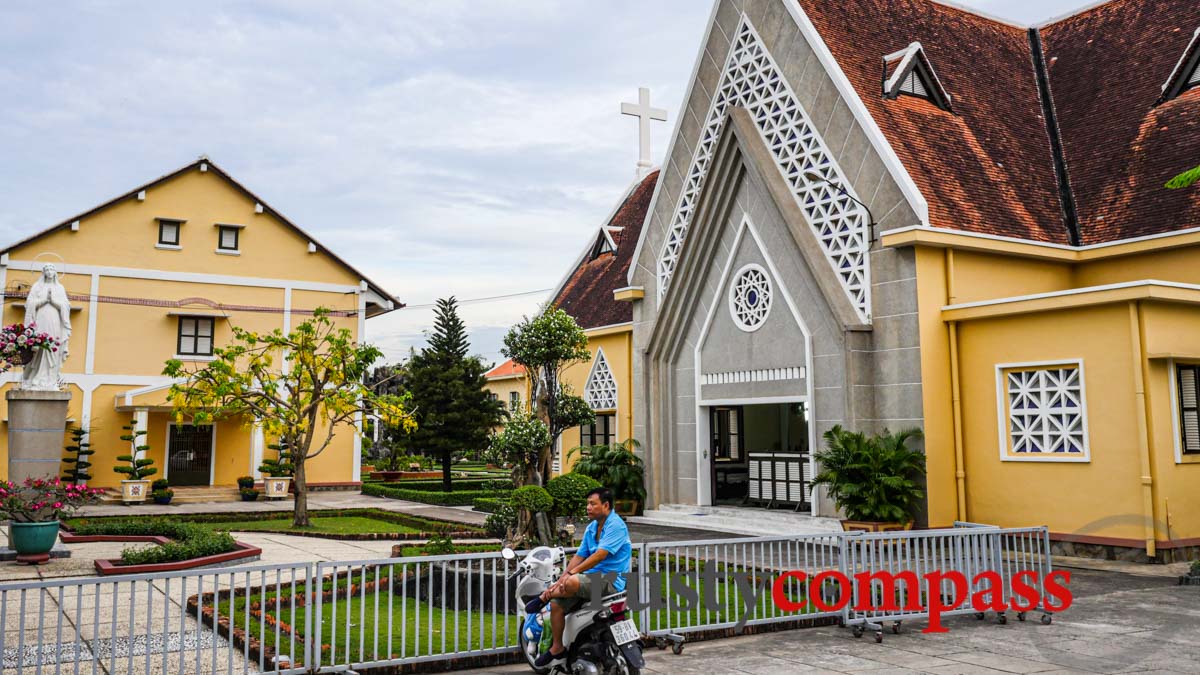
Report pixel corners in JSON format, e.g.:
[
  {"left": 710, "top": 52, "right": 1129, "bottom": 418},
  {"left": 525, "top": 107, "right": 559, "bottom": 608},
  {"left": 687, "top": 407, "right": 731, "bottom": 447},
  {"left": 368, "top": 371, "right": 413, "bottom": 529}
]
[
  {"left": 626, "top": 0, "right": 1200, "bottom": 561},
  {"left": 0, "top": 158, "right": 398, "bottom": 493}
]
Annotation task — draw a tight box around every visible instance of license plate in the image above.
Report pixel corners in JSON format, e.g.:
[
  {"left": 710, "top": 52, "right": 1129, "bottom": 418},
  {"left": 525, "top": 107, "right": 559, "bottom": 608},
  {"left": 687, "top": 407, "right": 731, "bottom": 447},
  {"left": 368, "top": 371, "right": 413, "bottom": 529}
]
[{"left": 609, "top": 619, "right": 639, "bottom": 645}]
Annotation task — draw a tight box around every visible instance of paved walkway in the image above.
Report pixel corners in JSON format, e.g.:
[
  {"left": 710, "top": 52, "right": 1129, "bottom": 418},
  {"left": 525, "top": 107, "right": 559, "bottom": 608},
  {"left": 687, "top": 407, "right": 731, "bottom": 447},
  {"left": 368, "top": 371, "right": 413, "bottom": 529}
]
[{"left": 460, "top": 568, "right": 1200, "bottom": 674}]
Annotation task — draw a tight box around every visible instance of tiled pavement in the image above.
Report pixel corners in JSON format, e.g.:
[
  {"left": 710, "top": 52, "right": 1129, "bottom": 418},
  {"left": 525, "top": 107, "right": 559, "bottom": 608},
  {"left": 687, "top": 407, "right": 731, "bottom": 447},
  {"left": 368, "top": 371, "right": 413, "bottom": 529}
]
[{"left": 457, "top": 569, "right": 1200, "bottom": 674}]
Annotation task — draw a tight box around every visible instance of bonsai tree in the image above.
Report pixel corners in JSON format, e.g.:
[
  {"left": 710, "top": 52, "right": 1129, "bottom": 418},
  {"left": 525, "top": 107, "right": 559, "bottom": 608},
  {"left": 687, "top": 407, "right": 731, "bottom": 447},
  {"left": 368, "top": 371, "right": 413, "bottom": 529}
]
[
  {"left": 114, "top": 418, "right": 157, "bottom": 481},
  {"left": 510, "top": 484, "right": 554, "bottom": 544},
  {"left": 567, "top": 438, "right": 646, "bottom": 510},
  {"left": 61, "top": 426, "right": 94, "bottom": 483},
  {"left": 502, "top": 308, "right": 595, "bottom": 486},
  {"left": 165, "top": 308, "right": 416, "bottom": 527},
  {"left": 810, "top": 426, "right": 926, "bottom": 524},
  {"left": 258, "top": 441, "right": 294, "bottom": 478}
]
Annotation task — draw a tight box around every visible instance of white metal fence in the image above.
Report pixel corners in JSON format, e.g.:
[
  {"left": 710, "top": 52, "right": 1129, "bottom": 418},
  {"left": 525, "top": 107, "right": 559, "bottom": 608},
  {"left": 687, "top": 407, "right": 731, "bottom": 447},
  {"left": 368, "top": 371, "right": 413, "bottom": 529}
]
[{"left": 0, "top": 523, "right": 1054, "bottom": 673}]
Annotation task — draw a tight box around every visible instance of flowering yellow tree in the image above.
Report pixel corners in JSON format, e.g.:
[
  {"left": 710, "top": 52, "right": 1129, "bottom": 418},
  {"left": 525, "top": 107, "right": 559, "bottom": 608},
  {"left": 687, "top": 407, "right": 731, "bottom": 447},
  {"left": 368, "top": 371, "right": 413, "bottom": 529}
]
[{"left": 163, "top": 308, "right": 415, "bottom": 526}]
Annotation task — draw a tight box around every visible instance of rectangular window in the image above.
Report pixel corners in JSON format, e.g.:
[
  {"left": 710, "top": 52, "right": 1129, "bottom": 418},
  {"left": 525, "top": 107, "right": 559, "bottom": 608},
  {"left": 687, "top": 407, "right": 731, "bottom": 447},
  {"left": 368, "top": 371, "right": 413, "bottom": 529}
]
[
  {"left": 997, "top": 362, "right": 1089, "bottom": 461},
  {"left": 711, "top": 407, "right": 744, "bottom": 461},
  {"left": 579, "top": 413, "right": 615, "bottom": 447},
  {"left": 509, "top": 391, "right": 520, "bottom": 408},
  {"left": 488, "top": 392, "right": 498, "bottom": 401},
  {"left": 158, "top": 220, "right": 181, "bottom": 246},
  {"left": 177, "top": 317, "right": 215, "bottom": 356},
  {"left": 1176, "top": 364, "right": 1200, "bottom": 455},
  {"left": 218, "top": 226, "right": 240, "bottom": 251}
]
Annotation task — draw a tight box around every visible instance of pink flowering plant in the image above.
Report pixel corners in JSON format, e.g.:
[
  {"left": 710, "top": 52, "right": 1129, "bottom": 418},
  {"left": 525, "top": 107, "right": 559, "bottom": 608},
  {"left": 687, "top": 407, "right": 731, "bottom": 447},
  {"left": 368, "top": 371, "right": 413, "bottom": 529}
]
[
  {"left": 0, "top": 477, "right": 103, "bottom": 523},
  {"left": 0, "top": 323, "right": 61, "bottom": 373}
]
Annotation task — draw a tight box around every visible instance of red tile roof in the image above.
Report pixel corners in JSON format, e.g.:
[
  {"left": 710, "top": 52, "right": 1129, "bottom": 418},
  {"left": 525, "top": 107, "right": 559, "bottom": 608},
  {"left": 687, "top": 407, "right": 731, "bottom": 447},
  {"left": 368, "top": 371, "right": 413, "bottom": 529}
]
[
  {"left": 798, "top": 0, "right": 1200, "bottom": 245},
  {"left": 485, "top": 358, "right": 526, "bottom": 380},
  {"left": 552, "top": 170, "right": 658, "bottom": 330}
]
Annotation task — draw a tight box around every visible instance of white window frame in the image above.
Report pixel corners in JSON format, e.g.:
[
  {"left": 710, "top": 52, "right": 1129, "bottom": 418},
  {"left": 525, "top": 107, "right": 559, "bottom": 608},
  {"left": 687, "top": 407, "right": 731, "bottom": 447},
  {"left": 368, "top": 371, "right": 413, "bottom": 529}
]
[
  {"left": 994, "top": 359, "right": 1090, "bottom": 463},
  {"left": 1167, "top": 359, "right": 1200, "bottom": 464}
]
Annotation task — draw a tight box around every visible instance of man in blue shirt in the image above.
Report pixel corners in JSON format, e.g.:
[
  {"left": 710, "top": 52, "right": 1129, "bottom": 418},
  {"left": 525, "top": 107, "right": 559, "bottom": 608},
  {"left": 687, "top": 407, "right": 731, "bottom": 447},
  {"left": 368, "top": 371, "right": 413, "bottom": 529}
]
[{"left": 530, "top": 487, "right": 631, "bottom": 668}]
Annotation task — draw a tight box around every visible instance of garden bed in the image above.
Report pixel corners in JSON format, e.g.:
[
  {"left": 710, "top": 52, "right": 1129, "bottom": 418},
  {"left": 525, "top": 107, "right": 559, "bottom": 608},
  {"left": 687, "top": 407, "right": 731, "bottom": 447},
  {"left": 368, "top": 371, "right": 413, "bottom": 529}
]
[
  {"left": 59, "top": 529, "right": 260, "bottom": 575},
  {"left": 68, "top": 508, "right": 485, "bottom": 541},
  {"left": 362, "top": 482, "right": 512, "bottom": 506}
]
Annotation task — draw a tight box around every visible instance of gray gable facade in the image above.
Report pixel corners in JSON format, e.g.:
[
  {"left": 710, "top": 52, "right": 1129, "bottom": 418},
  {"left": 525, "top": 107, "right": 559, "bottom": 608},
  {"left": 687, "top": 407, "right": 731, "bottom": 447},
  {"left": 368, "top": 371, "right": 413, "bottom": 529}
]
[{"left": 628, "top": 0, "right": 925, "bottom": 518}]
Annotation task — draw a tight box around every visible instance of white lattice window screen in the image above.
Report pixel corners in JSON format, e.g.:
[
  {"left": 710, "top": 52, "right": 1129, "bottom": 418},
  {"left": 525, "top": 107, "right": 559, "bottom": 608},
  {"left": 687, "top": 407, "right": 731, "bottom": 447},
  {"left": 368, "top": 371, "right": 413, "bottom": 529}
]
[
  {"left": 729, "top": 264, "right": 772, "bottom": 331},
  {"left": 656, "top": 16, "right": 871, "bottom": 320},
  {"left": 584, "top": 350, "right": 618, "bottom": 411},
  {"left": 1005, "top": 366, "right": 1087, "bottom": 458}
]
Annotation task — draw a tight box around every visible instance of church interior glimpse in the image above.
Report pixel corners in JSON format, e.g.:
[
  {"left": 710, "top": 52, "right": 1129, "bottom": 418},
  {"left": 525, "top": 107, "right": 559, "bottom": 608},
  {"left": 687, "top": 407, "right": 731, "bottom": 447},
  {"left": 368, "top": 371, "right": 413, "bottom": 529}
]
[{"left": 710, "top": 402, "right": 809, "bottom": 509}]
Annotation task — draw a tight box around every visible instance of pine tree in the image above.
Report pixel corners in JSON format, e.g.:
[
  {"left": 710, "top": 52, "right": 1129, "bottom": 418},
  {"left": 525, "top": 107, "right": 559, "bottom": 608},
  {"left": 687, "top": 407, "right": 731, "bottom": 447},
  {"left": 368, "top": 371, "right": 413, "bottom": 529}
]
[{"left": 404, "top": 297, "right": 506, "bottom": 491}]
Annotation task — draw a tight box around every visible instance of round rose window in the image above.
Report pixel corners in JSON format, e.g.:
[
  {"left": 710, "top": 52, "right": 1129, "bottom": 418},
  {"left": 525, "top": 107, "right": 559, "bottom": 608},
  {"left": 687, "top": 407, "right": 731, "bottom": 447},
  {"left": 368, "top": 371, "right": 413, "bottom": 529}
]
[{"left": 729, "top": 264, "right": 772, "bottom": 332}]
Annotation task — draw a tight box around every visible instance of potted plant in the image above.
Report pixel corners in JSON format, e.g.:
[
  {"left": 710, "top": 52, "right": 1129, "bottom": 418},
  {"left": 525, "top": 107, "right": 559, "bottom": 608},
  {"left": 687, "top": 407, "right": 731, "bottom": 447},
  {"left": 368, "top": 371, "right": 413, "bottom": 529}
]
[
  {"left": 810, "top": 426, "right": 926, "bottom": 532},
  {"left": 1182, "top": 560, "right": 1200, "bottom": 586},
  {"left": 236, "top": 475, "right": 255, "bottom": 489},
  {"left": 567, "top": 438, "right": 647, "bottom": 516},
  {"left": 151, "top": 479, "right": 173, "bottom": 505},
  {"left": 258, "top": 442, "right": 294, "bottom": 500},
  {"left": 114, "top": 419, "right": 157, "bottom": 504},
  {"left": 0, "top": 478, "right": 102, "bottom": 564},
  {"left": 240, "top": 487, "right": 260, "bottom": 502}
]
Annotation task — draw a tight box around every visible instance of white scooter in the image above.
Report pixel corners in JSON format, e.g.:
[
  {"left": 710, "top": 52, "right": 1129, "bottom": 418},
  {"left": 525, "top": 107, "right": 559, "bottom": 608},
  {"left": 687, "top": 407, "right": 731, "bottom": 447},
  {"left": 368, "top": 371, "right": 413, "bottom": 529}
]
[{"left": 502, "top": 546, "right": 644, "bottom": 675}]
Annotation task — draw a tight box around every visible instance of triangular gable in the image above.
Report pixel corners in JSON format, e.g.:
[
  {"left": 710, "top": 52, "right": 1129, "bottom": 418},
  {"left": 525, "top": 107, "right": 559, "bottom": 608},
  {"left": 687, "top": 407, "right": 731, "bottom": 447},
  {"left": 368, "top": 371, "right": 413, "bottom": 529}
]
[
  {"left": 583, "top": 348, "right": 618, "bottom": 410},
  {"left": 1159, "top": 26, "right": 1200, "bottom": 104},
  {"left": 883, "top": 42, "right": 953, "bottom": 112},
  {"left": 2, "top": 158, "right": 400, "bottom": 315}
]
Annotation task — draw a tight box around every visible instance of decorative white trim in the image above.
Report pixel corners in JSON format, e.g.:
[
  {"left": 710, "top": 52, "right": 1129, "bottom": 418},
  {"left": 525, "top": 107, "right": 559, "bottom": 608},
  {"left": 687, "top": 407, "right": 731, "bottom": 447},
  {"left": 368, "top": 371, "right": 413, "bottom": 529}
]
[
  {"left": 154, "top": 244, "right": 182, "bottom": 251},
  {"left": 883, "top": 221, "right": 1200, "bottom": 254},
  {"left": 70, "top": 220, "right": 80, "bottom": 232},
  {"left": 728, "top": 263, "right": 772, "bottom": 332},
  {"left": 693, "top": 214, "right": 817, "bottom": 513},
  {"left": 172, "top": 354, "right": 217, "bottom": 362},
  {"left": 584, "top": 347, "right": 619, "bottom": 411},
  {"left": 136, "top": 190, "right": 146, "bottom": 201},
  {"left": 994, "top": 359, "right": 1090, "bottom": 462},
  {"left": 85, "top": 273, "right": 99, "bottom": 375},
  {"left": 353, "top": 284, "right": 367, "bottom": 482},
  {"left": 252, "top": 423, "right": 266, "bottom": 480},
  {"left": 703, "top": 367, "right": 805, "bottom": 386},
  {"left": 4, "top": 258, "right": 364, "bottom": 294},
  {"left": 944, "top": 279, "right": 1200, "bottom": 311},
  {"left": 656, "top": 16, "right": 873, "bottom": 322},
  {"left": 214, "top": 249, "right": 241, "bottom": 256}
]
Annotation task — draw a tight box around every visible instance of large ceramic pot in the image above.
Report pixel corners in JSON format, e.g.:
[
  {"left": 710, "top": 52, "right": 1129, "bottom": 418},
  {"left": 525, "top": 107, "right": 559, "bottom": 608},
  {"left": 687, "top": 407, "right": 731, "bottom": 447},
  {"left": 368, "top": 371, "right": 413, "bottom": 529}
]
[
  {"left": 120, "top": 480, "right": 150, "bottom": 504},
  {"left": 263, "top": 477, "right": 292, "bottom": 500},
  {"left": 10, "top": 520, "right": 60, "bottom": 565}
]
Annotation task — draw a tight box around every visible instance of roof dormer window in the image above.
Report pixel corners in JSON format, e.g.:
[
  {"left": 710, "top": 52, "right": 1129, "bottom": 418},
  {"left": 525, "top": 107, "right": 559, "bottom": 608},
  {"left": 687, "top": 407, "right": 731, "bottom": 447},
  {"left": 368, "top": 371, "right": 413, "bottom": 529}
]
[
  {"left": 590, "top": 227, "right": 618, "bottom": 260},
  {"left": 1159, "top": 27, "right": 1200, "bottom": 104},
  {"left": 883, "top": 42, "right": 953, "bottom": 112}
]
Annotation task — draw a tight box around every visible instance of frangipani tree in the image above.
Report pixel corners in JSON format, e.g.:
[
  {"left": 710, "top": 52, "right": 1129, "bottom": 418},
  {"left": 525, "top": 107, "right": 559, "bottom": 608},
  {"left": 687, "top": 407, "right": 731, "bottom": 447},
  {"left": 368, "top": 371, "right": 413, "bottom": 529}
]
[{"left": 164, "top": 308, "right": 415, "bottom": 526}]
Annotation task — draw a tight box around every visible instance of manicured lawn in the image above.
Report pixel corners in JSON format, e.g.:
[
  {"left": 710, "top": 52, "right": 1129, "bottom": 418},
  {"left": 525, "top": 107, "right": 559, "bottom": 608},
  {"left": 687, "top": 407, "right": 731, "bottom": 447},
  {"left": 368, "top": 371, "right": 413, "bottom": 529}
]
[{"left": 198, "top": 516, "right": 426, "bottom": 536}]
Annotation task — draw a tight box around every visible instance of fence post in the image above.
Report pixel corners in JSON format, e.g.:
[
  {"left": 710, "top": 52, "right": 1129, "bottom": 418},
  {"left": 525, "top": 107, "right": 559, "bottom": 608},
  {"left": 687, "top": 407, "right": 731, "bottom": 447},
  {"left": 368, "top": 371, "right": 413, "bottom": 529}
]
[
  {"left": 838, "top": 534, "right": 852, "bottom": 628},
  {"left": 311, "top": 562, "right": 322, "bottom": 670}
]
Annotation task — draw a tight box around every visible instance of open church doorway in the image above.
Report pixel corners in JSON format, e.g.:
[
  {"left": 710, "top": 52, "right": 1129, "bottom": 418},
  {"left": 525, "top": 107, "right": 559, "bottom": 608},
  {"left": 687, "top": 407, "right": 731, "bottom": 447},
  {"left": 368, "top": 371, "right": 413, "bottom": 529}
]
[{"left": 709, "top": 402, "right": 812, "bottom": 510}]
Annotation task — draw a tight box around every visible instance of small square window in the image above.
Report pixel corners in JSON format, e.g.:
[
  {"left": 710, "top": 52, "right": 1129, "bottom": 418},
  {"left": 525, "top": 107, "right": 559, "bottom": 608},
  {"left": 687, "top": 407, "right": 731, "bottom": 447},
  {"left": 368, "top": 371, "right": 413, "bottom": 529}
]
[
  {"left": 158, "top": 220, "right": 181, "bottom": 246},
  {"left": 218, "top": 226, "right": 240, "bottom": 251},
  {"left": 509, "top": 391, "right": 520, "bottom": 408},
  {"left": 178, "top": 317, "right": 215, "bottom": 356}
]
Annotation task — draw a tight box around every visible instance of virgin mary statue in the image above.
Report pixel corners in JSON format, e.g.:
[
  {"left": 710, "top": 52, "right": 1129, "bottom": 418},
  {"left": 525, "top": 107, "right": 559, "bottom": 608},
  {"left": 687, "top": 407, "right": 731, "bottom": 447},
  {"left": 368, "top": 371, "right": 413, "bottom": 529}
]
[{"left": 21, "top": 263, "right": 72, "bottom": 390}]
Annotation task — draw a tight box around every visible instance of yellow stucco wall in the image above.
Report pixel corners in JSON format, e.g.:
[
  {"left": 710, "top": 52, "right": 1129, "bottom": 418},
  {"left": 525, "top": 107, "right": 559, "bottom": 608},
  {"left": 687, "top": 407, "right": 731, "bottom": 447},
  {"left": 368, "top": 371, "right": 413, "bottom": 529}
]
[
  {"left": 910, "top": 236, "right": 1200, "bottom": 550},
  {"left": 557, "top": 328, "right": 633, "bottom": 475},
  {"left": 0, "top": 164, "right": 379, "bottom": 488}
]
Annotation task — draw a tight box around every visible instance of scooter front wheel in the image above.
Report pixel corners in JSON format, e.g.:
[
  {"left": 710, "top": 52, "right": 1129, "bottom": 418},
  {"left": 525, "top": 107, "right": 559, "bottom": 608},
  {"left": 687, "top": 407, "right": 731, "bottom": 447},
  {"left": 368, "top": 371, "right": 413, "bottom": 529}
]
[{"left": 518, "top": 628, "right": 552, "bottom": 675}]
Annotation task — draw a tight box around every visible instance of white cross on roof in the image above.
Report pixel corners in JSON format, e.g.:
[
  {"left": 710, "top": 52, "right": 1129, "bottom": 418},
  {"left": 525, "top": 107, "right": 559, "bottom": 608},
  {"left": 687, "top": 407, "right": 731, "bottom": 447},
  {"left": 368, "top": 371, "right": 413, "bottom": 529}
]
[{"left": 621, "top": 87, "right": 667, "bottom": 178}]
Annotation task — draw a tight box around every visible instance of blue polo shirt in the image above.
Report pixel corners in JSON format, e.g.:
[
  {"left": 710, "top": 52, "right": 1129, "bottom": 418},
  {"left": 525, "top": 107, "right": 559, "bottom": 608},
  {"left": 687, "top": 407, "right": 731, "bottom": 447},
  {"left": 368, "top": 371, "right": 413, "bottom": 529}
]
[{"left": 576, "top": 512, "right": 631, "bottom": 591}]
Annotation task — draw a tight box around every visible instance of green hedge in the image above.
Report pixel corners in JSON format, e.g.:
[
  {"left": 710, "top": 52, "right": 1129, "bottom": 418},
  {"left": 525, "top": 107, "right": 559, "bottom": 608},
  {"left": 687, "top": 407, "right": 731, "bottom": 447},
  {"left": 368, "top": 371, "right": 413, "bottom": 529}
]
[
  {"left": 472, "top": 497, "right": 508, "bottom": 514},
  {"left": 69, "top": 519, "right": 237, "bottom": 566},
  {"left": 376, "top": 478, "right": 511, "bottom": 492},
  {"left": 69, "top": 508, "right": 482, "bottom": 535},
  {"left": 362, "top": 482, "right": 511, "bottom": 506}
]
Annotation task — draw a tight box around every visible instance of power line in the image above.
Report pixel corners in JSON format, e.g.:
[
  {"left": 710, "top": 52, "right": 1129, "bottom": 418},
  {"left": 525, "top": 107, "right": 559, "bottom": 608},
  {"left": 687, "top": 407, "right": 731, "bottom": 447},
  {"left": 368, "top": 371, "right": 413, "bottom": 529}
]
[{"left": 395, "top": 288, "right": 553, "bottom": 310}]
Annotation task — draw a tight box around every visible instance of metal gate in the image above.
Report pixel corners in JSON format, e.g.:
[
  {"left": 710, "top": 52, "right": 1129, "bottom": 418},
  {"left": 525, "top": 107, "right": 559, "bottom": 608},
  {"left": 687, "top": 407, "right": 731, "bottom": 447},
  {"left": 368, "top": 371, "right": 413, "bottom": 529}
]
[{"left": 167, "top": 424, "right": 213, "bottom": 486}]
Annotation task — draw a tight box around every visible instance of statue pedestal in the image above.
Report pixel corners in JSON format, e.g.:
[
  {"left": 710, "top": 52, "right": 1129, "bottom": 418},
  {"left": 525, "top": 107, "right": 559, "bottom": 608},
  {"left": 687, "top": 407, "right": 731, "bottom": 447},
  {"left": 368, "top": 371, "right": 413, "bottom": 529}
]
[{"left": 6, "top": 389, "right": 71, "bottom": 482}]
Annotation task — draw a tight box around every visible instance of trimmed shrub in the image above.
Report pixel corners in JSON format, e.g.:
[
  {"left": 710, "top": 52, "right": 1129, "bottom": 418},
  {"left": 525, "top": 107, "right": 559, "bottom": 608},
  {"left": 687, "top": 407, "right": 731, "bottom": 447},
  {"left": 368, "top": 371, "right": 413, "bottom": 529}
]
[
  {"left": 510, "top": 485, "right": 553, "bottom": 514},
  {"left": 472, "top": 497, "right": 508, "bottom": 514},
  {"left": 69, "top": 519, "right": 238, "bottom": 565},
  {"left": 361, "top": 482, "right": 508, "bottom": 506},
  {"left": 545, "top": 473, "right": 601, "bottom": 519},
  {"left": 484, "top": 502, "right": 518, "bottom": 539}
]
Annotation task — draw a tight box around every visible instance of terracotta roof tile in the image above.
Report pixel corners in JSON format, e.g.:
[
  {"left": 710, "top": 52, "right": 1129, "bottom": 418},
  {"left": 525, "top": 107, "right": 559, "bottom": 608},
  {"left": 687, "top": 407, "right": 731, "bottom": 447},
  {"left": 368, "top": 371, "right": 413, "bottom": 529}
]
[
  {"left": 552, "top": 171, "right": 658, "bottom": 330},
  {"left": 485, "top": 358, "right": 526, "bottom": 380}
]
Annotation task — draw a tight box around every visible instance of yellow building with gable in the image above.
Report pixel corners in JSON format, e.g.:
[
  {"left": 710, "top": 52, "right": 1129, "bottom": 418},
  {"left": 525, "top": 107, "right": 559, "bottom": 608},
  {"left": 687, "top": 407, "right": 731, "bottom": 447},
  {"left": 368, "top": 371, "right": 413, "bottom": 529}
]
[{"left": 0, "top": 158, "right": 399, "bottom": 491}]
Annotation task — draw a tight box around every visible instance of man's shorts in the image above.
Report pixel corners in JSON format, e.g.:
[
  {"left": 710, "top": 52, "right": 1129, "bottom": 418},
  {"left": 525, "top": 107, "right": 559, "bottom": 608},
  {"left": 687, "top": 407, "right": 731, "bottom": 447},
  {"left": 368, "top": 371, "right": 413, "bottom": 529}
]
[{"left": 551, "top": 573, "right": 618, "bottom": 612}]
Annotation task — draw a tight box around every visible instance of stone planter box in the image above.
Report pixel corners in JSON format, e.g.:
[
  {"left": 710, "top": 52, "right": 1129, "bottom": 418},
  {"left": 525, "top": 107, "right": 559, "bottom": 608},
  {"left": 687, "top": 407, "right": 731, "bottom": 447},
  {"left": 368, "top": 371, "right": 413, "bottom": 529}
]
[
  {"left": 262, "top": 477, "right": 292, "bottom": 500},
  {"left": 840, "top": 520, "right": 914, "bottom": 533},
  {"left": 120, "top": 480, "right": 151, "bottom": 504}
]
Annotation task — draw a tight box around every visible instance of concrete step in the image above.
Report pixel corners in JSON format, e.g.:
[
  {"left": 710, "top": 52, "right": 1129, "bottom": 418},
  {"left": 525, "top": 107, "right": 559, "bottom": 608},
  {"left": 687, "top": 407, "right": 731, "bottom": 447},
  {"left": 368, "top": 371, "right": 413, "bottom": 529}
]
[
  {"left": 630, "top": 504, "right": 842, "bottom": 538},
  {"left": 97, "top": 486, "right": 245, "bottom": 505}
]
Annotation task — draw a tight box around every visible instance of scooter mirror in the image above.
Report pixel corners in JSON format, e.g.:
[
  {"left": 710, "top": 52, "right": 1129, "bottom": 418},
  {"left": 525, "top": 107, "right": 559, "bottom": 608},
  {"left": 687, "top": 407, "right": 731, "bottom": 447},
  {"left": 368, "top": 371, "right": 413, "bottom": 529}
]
[{"left": 501, "top": 547, "right": 516, "bottom": 561}]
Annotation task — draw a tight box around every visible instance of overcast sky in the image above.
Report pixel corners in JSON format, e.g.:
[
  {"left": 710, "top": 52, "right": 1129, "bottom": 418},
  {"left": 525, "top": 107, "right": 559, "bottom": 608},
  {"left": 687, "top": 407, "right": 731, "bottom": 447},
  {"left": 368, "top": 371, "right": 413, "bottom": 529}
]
[{"left": 0, "top": 0, "right": 1087, "bottom": 366}]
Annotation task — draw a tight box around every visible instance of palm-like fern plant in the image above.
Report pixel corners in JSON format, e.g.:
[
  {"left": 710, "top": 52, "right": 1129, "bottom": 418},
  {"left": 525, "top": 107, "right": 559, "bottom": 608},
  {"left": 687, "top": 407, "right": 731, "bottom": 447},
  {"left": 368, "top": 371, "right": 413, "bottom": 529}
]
[
  {"left": 567, "top": 438, "right": 646, "bottom": 505},
  {"left": 810, "top": 426, "right": 925, "bottom": 523}
]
